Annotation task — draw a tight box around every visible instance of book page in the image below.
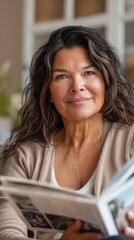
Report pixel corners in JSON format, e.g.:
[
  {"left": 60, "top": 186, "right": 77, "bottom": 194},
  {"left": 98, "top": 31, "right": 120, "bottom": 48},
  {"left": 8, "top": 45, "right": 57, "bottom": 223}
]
[
  {"left": 4, "top": 188, "right": 104, "bottom": 234},
  {"left": 1, "top": 175, "right": 125, "bottom": 235},
  {"left": 0, "top": 175, "right": 93, "bottom": 199},
  {"left": 102, "top": 178, "right": 134, "bottom": 232}
]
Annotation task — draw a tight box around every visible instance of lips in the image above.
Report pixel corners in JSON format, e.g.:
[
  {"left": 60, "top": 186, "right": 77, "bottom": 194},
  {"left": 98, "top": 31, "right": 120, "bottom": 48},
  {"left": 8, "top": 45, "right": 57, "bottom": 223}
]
[{"left": 67, "top": 97, "right": 93, "bottom": 105}]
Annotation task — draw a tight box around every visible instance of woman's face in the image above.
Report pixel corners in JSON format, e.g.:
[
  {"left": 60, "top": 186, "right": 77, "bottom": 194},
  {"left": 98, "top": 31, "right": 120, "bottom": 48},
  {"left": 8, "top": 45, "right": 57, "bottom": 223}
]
[{"left": 49, "top": 47, "right": 105, "bottom": 122}]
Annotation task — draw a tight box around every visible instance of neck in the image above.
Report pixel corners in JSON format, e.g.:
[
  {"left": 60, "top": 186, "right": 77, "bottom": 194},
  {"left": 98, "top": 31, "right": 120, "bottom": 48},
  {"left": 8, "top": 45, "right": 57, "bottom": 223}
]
[{"left": 61, "top": 114, "right": 103, "bottom": 150}]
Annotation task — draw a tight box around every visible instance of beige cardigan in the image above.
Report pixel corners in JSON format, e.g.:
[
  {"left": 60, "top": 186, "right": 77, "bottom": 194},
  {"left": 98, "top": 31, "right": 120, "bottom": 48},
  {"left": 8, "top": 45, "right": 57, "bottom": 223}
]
[{"left": 0, "top": 121, "right": 134, "bottom": 240}]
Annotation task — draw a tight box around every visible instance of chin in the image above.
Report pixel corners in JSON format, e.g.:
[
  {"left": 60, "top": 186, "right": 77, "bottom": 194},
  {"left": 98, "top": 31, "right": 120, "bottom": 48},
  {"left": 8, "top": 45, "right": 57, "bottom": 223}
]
[
  {"left": 66, "top": 111, "right": 101, "bottom": 122},
  {"left": 68, "top": 115, "right": 93, "bottom": 122}
]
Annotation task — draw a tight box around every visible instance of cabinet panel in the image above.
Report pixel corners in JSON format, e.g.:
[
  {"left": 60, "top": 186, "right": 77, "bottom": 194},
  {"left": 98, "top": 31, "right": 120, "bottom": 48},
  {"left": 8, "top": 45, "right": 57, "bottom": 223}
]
[
  {"left": 125, "top": 0, "right": 134, "bottom": 14},
  {"left": 35, "top": 0, "right": 64, "bottom": 22},
  {"left": 34, "top": 34, "right": 49, "bottom": 52},
  {"left": 126, "top": 65, "right": 134, "bottom": 85},
  {"left": 75, "top": 0, "right": 105, "bottom": 17},
  {"left": 125, "top": 21, "right": 134, "bottom": 85},
  {"left": 125, "top": 21, "right": 134, "bottom": 46}
]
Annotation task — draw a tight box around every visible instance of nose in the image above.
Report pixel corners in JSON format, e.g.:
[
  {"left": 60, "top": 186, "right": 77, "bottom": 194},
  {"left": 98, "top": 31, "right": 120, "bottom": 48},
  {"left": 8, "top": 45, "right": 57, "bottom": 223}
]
[{"left": 70, "top": 76, "right": 85, "bottom": 93}]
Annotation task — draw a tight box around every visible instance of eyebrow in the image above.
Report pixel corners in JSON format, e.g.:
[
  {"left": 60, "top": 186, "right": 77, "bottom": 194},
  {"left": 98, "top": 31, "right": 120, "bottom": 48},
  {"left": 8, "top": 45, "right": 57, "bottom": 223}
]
[
  {"left": 52, "top": 69, "right": 68, "bottom": 73},
  {"left": 52, "top": 65, "right": 93, "bottom": 73},
  {"left": 83, "top": 65, "right": 93, "bottom": 69}
]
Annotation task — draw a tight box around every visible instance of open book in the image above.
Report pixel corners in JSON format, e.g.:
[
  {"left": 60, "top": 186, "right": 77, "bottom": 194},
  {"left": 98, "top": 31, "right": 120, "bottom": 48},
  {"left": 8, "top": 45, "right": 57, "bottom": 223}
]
[{"left": 0, "top": 157, "right": 134, "bottom": 236}]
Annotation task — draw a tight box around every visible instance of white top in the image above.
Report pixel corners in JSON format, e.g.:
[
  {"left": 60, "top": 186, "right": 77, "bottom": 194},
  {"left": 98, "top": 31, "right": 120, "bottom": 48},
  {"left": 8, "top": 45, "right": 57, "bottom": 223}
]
[
  {"left": 51, "top": 167, "right": 96, "bottom": 194},
  {"left": 51, "top": 167, "right": 96, "bottom": 240}
]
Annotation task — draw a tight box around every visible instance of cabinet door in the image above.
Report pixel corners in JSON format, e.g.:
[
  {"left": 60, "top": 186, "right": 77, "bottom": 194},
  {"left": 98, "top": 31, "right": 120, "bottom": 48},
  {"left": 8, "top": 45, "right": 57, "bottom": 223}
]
[
  {"left": 75, "top": 0, "right": 105, "bottom": 17},
  {"left": 35, "top": 0, "right": 64, "bottom": 22},
  {"left": 125, "top": 0, "right": 134, "bottom": 85}
]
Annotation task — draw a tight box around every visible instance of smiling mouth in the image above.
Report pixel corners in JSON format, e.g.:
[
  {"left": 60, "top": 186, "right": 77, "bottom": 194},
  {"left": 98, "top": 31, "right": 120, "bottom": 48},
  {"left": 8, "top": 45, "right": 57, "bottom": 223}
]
[{"left": 67, "top": 98, "right": 93, "bottom": 105}]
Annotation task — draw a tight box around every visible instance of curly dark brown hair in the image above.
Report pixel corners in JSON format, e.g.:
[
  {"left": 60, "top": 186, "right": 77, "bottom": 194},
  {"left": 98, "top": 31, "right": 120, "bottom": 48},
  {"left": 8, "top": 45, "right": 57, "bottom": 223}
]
[{"left": 2, "top": 25, "right": 134, "bottom": 159}]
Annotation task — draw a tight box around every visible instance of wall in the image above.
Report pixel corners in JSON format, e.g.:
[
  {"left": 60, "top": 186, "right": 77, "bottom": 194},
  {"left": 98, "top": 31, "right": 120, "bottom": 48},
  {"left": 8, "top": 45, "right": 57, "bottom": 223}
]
[{"left": 0, "top": 0, "right": 23, "bottom": 92}]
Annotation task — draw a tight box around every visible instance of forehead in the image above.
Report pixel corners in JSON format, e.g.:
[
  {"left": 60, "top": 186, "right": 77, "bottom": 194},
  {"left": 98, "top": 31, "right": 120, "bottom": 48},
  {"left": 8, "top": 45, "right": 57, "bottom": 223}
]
[{"left": 52, "top": 47, "right": 92, "bottom": 68}]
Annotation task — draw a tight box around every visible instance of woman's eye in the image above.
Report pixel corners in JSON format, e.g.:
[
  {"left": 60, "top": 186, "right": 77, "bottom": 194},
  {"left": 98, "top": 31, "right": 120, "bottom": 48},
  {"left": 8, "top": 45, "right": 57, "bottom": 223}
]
[
  {"left": 84, "top": 71, "right": 95, "bottom": 76},
  {"left": 56, "top": 74, "right": 68, "bottom": 80}
]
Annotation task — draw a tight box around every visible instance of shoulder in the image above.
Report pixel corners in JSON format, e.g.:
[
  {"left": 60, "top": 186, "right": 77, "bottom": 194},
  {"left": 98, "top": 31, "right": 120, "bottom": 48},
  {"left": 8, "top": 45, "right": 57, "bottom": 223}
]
[
  {"left": 111, "top": 122, "right": 134, "bottom": 152},
  {"left": 104, "top": 121, "right": 134, "bottom": 139},
  {"left": 13, "top": 141, "right": 51, "bottom": 163},
  {"left": 3, "top": 141, "right": 54, "bottom": 180},
  {"left": 103, "top": 121, "right": 134, "bottom": 159},
  {"left": 16, "top": 141, "right": 50, "bottom": 157},
  {"left": 112, "top": 122, "right": 134, "bottom": 131},
  {"left": 96, "top": 122, "right": 134, "bottom": 193}
]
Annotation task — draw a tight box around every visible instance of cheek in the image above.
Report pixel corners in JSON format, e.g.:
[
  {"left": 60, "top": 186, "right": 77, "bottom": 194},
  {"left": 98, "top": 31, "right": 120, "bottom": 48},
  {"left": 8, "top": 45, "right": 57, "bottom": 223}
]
[
  {"left": 49, "top": 83, "right": 68, "bottom": 100},
  {"left": 99, "top": 85, "right": 105, "bottom": 98},
  {"left": 51, "top": 89, "right": 63, "bottom": 102},
  {"left": 50, "top": 87, "right": 65, "bottom": 109},
  {"left": 89, "top": 80, "right": 105, "bottom": 96}
]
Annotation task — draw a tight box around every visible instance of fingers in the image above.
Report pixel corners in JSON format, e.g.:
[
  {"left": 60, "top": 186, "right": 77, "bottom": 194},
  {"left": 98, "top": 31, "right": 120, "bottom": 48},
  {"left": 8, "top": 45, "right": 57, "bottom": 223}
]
[
  {"left": 81, "top": 232, "right": 103, "bottom": 240},
  {"left": 123, "top": 226, "right": 134, "bottom": 238},
  {"left": 123, "top": 211, "right": 134, "bottom": 237},
  {"left": 65, "top": 220, "right": 82, "bottom": 233},
  {"left": 61, "top": 220, "right": 103, "bottom": 240},
  {"left": 126, "top": 211, "right": 134, "bottom": 223}
]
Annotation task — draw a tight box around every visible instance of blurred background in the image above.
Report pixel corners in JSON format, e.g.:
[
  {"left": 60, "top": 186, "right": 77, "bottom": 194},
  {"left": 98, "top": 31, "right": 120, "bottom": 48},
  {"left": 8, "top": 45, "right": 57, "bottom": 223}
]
[{"left": 0, "top": 0, "right": 134, "bottom": 144}]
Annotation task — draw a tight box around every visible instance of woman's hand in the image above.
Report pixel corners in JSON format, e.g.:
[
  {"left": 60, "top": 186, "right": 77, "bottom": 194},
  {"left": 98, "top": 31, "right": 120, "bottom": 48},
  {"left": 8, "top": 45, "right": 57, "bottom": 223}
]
[
  {"left": 61, "top": 220, "right": 103, "bottom": 240},
  {"left": 123, "top": 211, "right": 134, "bottom": 237}
]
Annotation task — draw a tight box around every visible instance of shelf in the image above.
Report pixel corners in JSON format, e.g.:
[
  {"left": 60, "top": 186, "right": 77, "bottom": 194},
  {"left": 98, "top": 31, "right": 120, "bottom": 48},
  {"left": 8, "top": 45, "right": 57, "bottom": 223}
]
[{"left": 33, "top": 13, "right": 108, "bottom": 35}]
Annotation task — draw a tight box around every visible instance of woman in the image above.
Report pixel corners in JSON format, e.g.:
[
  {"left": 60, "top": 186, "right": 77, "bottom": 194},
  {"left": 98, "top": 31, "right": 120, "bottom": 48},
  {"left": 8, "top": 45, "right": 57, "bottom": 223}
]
[{"left": 0, "top": 25, "right": 134, "bottom": 240}]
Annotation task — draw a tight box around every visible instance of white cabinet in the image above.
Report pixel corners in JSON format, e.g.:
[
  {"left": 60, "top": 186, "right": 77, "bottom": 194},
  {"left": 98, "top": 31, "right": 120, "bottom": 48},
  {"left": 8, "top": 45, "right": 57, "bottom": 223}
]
[{"left": 22, "top": 0, "right": 134, "bottom": 84}]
